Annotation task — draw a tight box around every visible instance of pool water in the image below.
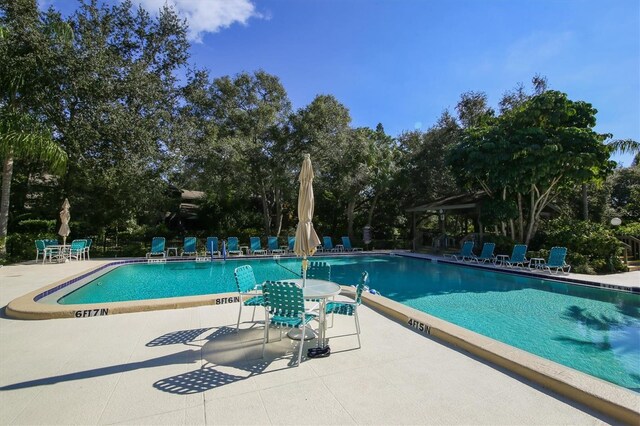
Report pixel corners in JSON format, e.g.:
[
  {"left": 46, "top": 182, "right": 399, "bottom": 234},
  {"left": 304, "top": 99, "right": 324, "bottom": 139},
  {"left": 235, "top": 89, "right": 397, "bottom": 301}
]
[{"left": 58, "top": 255, "right": 640, "bottom": 391}]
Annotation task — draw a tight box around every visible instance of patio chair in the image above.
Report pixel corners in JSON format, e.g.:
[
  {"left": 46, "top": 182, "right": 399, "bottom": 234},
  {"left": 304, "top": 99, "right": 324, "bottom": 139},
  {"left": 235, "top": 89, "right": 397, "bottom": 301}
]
[
  {"left": 227, "top": 237, "right": 243, "bottom": 256},
  {"left": 206, "top": 237, "right": 220, "bottom": 256},
  {"left": 83, "top": 238, "right": 92, "bottom": 260},
  {"left": 444, "top": 241, "right": 474, "bottom": 261},
  {"left": 539, "top": 247, "right": 571, "bottom": 274},
  {"left": 181, "top": 236, "right": 197, "bottom": 256},
  {"left": 35, "top": 240, "right": 47, "bottom": 262},
  {"left": 69, "top": 239, "right": 87, "bottom": 261},
  {"left": 233, "top": 265, "right": 265, "bottom": 332},
  {"left": 288, "top": 236, "right": 295, "bottom": 253},
  {"left": 504, "top": 244, "right": 529, "bottom": 268},
  {"left": 341, "top": 236, "right": 363, "bottom": 252},
  {"left": 146, "top": 237, "right": 166, "bottom": 258},
  {"left": 262, "top": 280, "right": 317, "bottom": 366},
  {"left": 322, "top": 236, "right": 337, "bottom": 252},
  {"left": 471, "top": 242, "right": 495, "bottom": 263},
  {"left": 304, "top": 261, "right": 331, "bottom": 281},
  {"left": 268, "top": 236, "right": 285, "bottom": 254},
  {"left": 325, "top": 271, "right": 368, "bottom": 348},
  {"left": 250, "top": 237, "right": 267, "bottom": 255}
]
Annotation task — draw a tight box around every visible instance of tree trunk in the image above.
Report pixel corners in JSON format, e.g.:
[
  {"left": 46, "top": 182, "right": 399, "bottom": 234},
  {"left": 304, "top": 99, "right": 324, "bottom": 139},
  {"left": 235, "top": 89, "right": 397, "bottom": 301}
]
[
  {"left": 260, "top": 183, "right": 271, "bottom": 235},
  {"left": 517, "top": 193, "right": 524, "bottom": 243},
  {"left": 581, "top": 183, "right": 589, "bottom": 221},
  {"left": 275, "top": 188, "right": 283, "bottom": 237},
  {"left": 367, "top": 194, "right": 378, "bottom": 226},
  {"left": 346, "top": 199, "right": 356, "bottom": 239},
  {"left": 0, "top": 151, "right": 15, "bottom": 257}
]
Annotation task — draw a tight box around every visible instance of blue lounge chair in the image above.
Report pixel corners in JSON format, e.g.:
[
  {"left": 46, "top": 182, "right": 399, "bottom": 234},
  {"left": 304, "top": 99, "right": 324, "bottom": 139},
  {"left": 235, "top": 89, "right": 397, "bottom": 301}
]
[
  {"left": 233, "top": 265, "right": 265, "bottom": 331},
  {"left": 268, "top": 236, "right": 285, "bottom": 254},
  {"left": 227, "top": 237, "right": 242, "bottom": 256},
  {"left": 445, "top": 241, "right": 474, "bottom": 261},
  {"left": 262, "top": 281, "right": 317, "bottom": 366},
  {"left": 181, "top": 236, "right": 197, "bottom": 256},
  {"left": 539, "top": 247, "right": 571, "bottom": 274},
  {"left": 341, "top": 236, "right": 363, "bottom": 252},
  {"left": 325, "top": 271, "right": 368, "bottom": 348},
  {"left": 504, "top": 244, "right": 529, "bottom": 268},
  {"left": 250, "top": 237, "right": 267, "bottom": 255},
  {"left": 206, "top": 237, "right": 220, "bottom": 256},
  {"left": 288, "top": 236, "right": 295, "bottom": 253},
  {"left": 471, "top": 242, "right": 495, "bottom": 263},
  {"left": 322, "top": 236, "right": 337, "bottom": 252},
  {"left": 146, "top": 237, "right": 166, "bottom": 258}
]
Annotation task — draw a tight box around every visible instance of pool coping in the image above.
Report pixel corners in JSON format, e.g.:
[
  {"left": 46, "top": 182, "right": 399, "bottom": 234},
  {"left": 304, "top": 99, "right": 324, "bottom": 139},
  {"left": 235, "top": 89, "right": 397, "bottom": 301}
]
[{"left": 5, "top": 253, "right": 640, "bottom": 424}]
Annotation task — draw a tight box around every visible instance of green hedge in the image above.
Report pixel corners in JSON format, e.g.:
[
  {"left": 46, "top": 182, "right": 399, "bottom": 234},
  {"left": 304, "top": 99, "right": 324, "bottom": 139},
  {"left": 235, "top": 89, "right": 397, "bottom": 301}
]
[{"left": 617, "top": 221, "right": 640, "bottom": 238}]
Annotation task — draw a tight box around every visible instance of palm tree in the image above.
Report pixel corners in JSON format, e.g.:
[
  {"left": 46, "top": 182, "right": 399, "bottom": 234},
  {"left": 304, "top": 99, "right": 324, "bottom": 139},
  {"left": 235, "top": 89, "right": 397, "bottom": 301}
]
[
  {"left": 0, "top": 0, "right": 72, "bottom": 257},
  {"left": 609, "top": 139, "right": 640, "bottom": 165}
]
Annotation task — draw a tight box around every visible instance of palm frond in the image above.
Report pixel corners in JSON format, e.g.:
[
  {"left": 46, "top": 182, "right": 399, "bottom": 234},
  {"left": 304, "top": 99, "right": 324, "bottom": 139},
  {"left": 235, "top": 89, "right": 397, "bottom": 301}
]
[{"left": 608, "top": 139, "right": 640, "bottom": 155}]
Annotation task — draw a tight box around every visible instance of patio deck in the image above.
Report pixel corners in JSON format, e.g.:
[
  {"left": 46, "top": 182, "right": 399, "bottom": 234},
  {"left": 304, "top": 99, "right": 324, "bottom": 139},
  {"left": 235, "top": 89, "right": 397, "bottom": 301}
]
[{"left": 0, "top": 260, "right": 633, "bottom": 425}]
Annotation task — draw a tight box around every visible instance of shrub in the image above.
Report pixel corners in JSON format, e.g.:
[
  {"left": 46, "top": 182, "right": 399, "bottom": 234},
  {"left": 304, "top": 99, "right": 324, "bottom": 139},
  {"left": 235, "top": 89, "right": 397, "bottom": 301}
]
[
  {"left": 535, "top": 218, "right": 625, "bottom": 274},
  {"left": 617, "top": 221, "right": 640, "bottom": 238},
  {"left": 6, "top": 232, "right": 58, "bottom": 261},
  {"left": 16, "top": 219, "right": 56, "bottom": 233}
]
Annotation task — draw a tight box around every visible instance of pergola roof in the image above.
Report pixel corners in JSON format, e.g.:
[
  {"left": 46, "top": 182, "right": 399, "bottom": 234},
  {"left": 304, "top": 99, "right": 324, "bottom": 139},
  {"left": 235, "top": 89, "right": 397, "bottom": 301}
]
[{"left": 406, "top": 192, "right": 484, "bottom": 213}]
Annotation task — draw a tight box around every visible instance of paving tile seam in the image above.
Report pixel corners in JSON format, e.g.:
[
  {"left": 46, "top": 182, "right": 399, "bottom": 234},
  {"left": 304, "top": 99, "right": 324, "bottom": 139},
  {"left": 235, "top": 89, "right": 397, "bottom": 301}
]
[
  {"left": 316, "top": 373, "right": 360, "bottom": 425},
  {"left": 103, "top": 405, "right": 200, "bottom": 425}
]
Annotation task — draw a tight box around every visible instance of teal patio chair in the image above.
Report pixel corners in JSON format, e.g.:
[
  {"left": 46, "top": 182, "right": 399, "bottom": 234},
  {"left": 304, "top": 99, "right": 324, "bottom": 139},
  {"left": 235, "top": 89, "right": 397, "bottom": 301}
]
[
  {"left": 262, "top": 281, "right": 317, "bottom": 366},
  {"left": 303, "top": 261, "right": 331, "bottom": 281},
  {"left": 471, "top": 242, "right": 495, "bottom": 263},
  {"left": 504, "top": 244, "right": 529, "bottom": 268},
  {"left": 227, "top": 237, "right": 242, "bottom": 256},
  {"left": 35, "top": 240, "right": 47, "bottom": 262},
  {"left": 268, "top": 236, "right": 285, "bottom": 254},
  {"left": 341, "top": 236, "right": 363, "bottom": 252},
  {"left": 539, "top": 247, "right": 571, "bottom": 274},
  {"left": 325, "top": 271, "right": 368, "bottom": 348},
  {"left": 69, "top": 239, "right": 87, "bottom": 261},
  {"left": 83, "top": 238, "right": 92, "bottom": 260},
  {"left": 181, "top": 236, "right": 197, "bottom": 256},
  {"left": 445, "top": 241, "right": 474, "bottom": 261},
  {"left": 146, "top": 237, "right": 166, "bottom": 258},
  {"left": 206, "top": 237, "right": 220, "bottom": 256},
  {"left": 322, "top": 236, "right": 337, "bottom": 252},
  {"left": 250, "top": 237, "right": 267, "bottom": 255},
  {"left": 288, "top": 236, "right": 295, "bottom": 253},
  {"left": 233, "top": 265, "right": 265, "bottom": 332}
]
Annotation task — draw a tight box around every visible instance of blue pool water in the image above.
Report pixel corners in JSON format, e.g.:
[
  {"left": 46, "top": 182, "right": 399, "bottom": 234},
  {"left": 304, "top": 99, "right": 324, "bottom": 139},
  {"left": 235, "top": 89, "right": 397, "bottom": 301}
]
[{"left": 58, "top": 255, "right": 640, "bottom": 391}]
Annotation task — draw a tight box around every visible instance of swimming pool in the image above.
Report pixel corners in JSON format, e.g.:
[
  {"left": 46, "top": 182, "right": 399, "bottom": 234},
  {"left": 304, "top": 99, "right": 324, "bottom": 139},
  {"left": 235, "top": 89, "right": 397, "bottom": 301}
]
[{"left": 50, "top": 255, "right": 640, "bottom": 391}]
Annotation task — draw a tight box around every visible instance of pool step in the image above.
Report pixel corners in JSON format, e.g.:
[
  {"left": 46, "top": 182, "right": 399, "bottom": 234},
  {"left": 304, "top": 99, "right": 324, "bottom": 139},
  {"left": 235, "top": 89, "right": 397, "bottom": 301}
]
[{"left": 627, "top": 260, "right": 640, "bottom": 272}]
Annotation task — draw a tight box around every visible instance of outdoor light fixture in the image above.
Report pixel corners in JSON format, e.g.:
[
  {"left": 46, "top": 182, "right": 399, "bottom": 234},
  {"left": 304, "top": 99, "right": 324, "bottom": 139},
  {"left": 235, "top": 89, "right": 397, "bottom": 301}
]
[{"left": 610, "top": 217, "right": 622, "bottom": 226}]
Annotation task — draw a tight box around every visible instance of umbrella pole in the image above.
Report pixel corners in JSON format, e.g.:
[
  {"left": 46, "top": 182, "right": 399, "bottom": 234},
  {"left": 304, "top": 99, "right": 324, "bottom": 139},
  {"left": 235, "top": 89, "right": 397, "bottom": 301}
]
[{"left": 302, "top": 256, "right": 308, "bottom": 288}]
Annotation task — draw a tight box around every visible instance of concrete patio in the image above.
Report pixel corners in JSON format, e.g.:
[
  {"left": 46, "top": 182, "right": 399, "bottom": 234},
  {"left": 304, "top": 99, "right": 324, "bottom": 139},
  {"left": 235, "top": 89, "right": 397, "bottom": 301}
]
[{"left": 0, "top": 260, "right": 633, "bottom": 425}]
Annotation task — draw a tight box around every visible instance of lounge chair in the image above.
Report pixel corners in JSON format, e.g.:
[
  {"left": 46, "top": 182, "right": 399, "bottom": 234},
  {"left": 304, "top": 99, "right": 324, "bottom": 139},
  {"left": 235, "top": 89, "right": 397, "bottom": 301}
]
[
  {"left": 233, "top": 265, "right": 265, "bottom": 331},
  {"left": 146, "top": 237, "right": 167, "bottom": 258},
  {"left": 322, "top": 236, "right": 337, "bottom": 252},
  {"left": 262, "top": 281, "right": 317, "bottom": 366},
  {"left": 341, "top": 236, "right": 363, "bottom": 252},
  {"left": 181, "top": 236, "right": 197, "bottom": 256},
  {"left": 268, "top": 236, "right": 285, "bottom": 254},
  {"left": 445, "top": 241, "right": 474, "bottom": 261},
  {"left": 504, "top": 244, "right": 529, "bottom": 268},
  {"left": 538, "top": 247, "right": 571, "bottom": 274},
  {"left": 287, "top": 236, "right": 295, "bottom": 253},
  {"left": 227, "top": 237, "right": 242, "bottom": 256},
  {"left": 471, "top": 242, "right": 495, "bottom": 263},
  {"left": 325, "top": 271, "right": 368, "bottom": 348},
  {"left": 205, "top": 237, "right": 220, "bottom": 256},
  {"left": 250, "top": 237, "right": 267, "bottom": 255}
]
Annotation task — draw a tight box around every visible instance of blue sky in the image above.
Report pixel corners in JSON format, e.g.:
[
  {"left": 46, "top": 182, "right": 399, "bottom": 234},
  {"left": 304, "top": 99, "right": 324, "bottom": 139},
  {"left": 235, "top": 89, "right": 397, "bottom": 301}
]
[{"left": 45, "top": 0, "right": 639, "bottom": 166}]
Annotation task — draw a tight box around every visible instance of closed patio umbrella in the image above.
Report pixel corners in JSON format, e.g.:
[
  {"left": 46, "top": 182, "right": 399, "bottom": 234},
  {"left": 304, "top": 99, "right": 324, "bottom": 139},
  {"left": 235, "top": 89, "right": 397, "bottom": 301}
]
[
  {"left": 294, "top": 154, "right": 321, "bottom": 287},
  {"left": 58, "top": 198, "right": 71, "bottom": 246}
]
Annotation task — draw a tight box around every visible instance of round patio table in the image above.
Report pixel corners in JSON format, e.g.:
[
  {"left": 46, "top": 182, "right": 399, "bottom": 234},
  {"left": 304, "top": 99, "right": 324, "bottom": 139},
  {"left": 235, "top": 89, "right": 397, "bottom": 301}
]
[{"left": 283, "top": 278, "right": 341, "bottom": 342}]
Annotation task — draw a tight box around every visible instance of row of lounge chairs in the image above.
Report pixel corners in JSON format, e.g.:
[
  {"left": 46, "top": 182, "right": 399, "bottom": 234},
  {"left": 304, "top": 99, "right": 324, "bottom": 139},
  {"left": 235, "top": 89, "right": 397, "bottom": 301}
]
[
  {"left": 146, "top": 236, "right": 363, "bottom": 258},
  {"left": 445, "top": 241, "right": 571, "bottom": 274}
]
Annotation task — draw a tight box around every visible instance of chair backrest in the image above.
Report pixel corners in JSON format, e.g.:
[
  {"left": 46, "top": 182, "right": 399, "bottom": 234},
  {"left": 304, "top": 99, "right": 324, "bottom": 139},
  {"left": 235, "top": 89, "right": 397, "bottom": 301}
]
[
  {"left": 263, "top": 281, "right": 305, "bottom": 318},
  {"left": 184, "top": 237, "right": 196, "bottom": 252},
  {"left": 547, "top": 247, "right": 567, "bottom": 267},
  {"left": 268, "top": 236, "right": 279, "bottom": 250},
  {"left": 85, "top": 238, "right": 92, "bottom": 248},
  {"left": 206, "top": 237, "right": 218, "bottom": 252},
  {"left": 234, "top": 265, "right": 257, "bottom": 294},
  {"left": 305, "top": 261, "right": 330, "bottom": 280},
  {"left": 479, "top": 242, "right": 495, "bottom": 259},
  {"left": 323, "top": 236, "right": 333, "bottom": 250},
  {"left": 460, "top": 241, "right": 474, "bottom": 256},
  {"left": 250, "top": 237, "right": 262, "bottom": 252},
  {"left": 70, "top": 240, "right": 86, "bottom": 250},
  {"left": 510, "top": 244, "right": 528, "bottom": 262},
  {"left": 151, "top": 237, "right": 165, "bottom": 253},
  {"left": 288, "top": 236, "right": 295, "bottom": 251},
  {"left": 227, "top": 237, "right": 239, "bottom": 251},
  {"left": 35, "top": 240, "right": 46, "bottom": 250},
  {"left": 45, "top": 239, "right": 58, "bottom": 246},
  {"left": 341, "top": 236, "right": 352, "bottom": 250},
  {"left": 355, "top": 271, "right": 369, "bottom": 305}
]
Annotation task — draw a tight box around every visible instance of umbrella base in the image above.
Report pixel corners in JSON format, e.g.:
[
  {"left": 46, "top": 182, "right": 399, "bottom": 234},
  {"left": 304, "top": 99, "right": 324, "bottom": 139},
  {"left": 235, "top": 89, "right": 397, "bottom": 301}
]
[{"left": 287, "top": 328, "right": 316, "bottom": 341}]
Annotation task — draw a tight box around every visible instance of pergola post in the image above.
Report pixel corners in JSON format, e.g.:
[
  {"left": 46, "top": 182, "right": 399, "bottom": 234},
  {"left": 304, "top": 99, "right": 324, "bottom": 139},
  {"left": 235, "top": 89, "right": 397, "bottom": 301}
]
[{"left": 412, "top": 212, "right": 416, "bottom": 252}]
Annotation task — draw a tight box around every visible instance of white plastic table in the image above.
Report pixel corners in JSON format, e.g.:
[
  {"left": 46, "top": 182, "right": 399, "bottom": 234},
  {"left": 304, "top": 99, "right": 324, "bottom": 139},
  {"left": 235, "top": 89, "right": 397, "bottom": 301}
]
[
  {"left": 529, "top": 258, "right": 545, "bottom": 270},
  {"left": 42, "top": 245, "right": 70, "bottom": 264},
  {"left": 285, "top": 278, "right": 341, "bottom": 343}
]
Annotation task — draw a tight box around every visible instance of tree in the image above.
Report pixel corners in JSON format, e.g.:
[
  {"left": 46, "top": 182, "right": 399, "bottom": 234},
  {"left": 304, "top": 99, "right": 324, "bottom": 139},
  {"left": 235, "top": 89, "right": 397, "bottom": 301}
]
[
  {"left": 448, "top": 90, "right": 615, "bottom": 244},
  {"left": 0, "top": 0, "right": 70, "bottom": 257}
]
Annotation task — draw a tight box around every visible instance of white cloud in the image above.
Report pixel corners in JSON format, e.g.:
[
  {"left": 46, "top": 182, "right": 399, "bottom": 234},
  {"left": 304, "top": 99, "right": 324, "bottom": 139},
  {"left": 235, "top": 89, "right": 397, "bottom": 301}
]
[{"left": 134, "top": 0, "right": 260, "bottom": 42}]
